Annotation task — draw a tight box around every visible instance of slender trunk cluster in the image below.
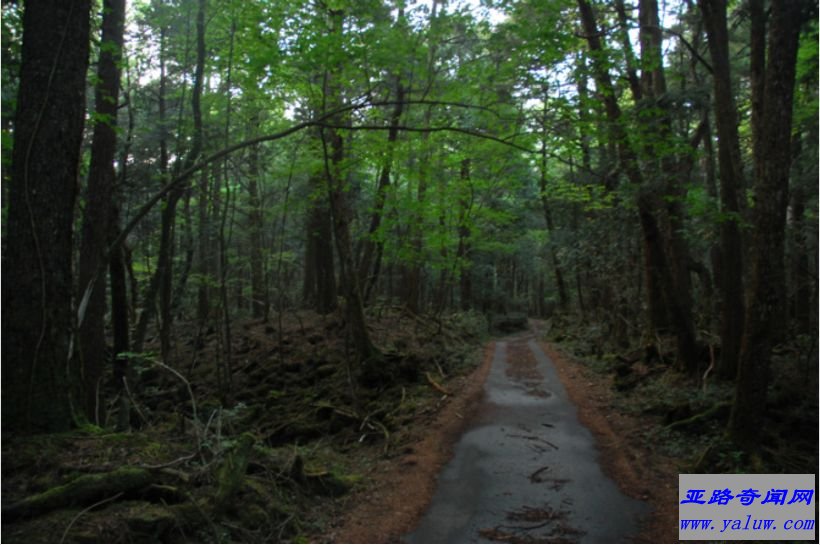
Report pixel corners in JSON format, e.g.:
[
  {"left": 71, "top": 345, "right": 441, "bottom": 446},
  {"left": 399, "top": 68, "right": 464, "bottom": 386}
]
[
  {"left": 699, "top": 0, "right": 746, "bottom": 379},
  {"left": 730, "top": 0, "right": 807, "bottom": 448},
  {"left": 577, "top": 0, "right": 700, "bottom": 372},
  {"left": 322, "top": 8, "right": 377, "bottom": 363}
]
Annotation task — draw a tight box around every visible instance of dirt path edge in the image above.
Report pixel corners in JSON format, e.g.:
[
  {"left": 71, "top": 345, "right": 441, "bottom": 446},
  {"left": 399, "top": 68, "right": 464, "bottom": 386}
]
[
  {"left": 538, "top": 340, "right": 679, "bottom": 543},
  {"left": 323, "top": 342, "right": 495, "bottom": 543}
]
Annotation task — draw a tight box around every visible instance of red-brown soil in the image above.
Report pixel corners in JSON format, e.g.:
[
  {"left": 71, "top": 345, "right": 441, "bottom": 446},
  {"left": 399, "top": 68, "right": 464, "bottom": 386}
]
[
  {"left": 540, "top": 342, "right": 678, "bottom": 543},
  {"left": 318, "top": 342, "right": 494, "bottom": 543}
]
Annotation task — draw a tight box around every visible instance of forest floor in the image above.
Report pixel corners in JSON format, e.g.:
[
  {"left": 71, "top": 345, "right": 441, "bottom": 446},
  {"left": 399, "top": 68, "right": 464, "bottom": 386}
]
[
  {"left": 1, "top": 306, "right": 492, "bottom": 543},
  {"left": 323, "top": 322, "right": 679, "bottom": 543},
  {"left": 2, "top": 312, "right": 815, "bottom": 543},
  {"left": 320, "top": 319, "right": 818, "bottom": 544}
]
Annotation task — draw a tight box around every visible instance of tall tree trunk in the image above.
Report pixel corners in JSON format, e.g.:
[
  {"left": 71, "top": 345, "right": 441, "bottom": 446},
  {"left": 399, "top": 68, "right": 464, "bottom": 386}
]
[
  {"left": 358, "top": 81, "right": 405, "bottom": 302},
  {"left": 538, "top": 93, "right": 569, "bottom": 311},
  {"left": 574, "top": 54, "right": 593, "bottom": 174},
  {"left": 404, "top": 0, "right": 441, "bottom": 313},
  {"left": 172, "top": 186, "right": 195, "bottom": 312},
  {"left": 699, "top": 0, "right": 746, "bottom": 379},
  {"left": 247, "top": 115, "right": 266, "bottom": 319},
  {"left": 133, "top": 26, "right": 170, "bottom": 354},
  {"left": 157, "top": 188, "right": 182, "bottom": 361},
  {"left": 196, "top": 167, "right": 211, "bottom": 323},
  {"left": 701, "top": 111, "right": 722, "bottom": 333},
  {"left": 641, "top": 0, "right": 699, "bottom": 371},
  {"left": 2, "top": 0, "right": 92, "bottom": 433},
  {"left": 613, "top": 0, "right": 643, "bottom": 101},
  {"left": 730, "top": 0, "right": 806, "bottom": 449},
  {"left": 217, "top": 15, "right": 236, "bottom": 398},
  {"left": 109, "top": 204, "right": 132, "bottom": 431},
  {"left": 639, "top": 0, "right": 698, "bottom": 360},
  {"left": 457, "top": 158, "right": 473, "bottom": 311},
  {"left": 323, "top": 8, "right": 376, "bottom": 363},
  {"left": 789, "top": 181, "right": 811, "bottom": 333},
  {"left": 578, "top": 0, "right": 699, "bottom": 371},
  {"left": 77, "top": 0, "right": 126, "bottom": 423},
  {"left": 303, "top": 169, "right": 338, "bottom": 314},
  {"left": 112, "top": 62, "right": 135, "bottom": 430},
  {"left": 749, "top": 0, "right": 766, "bottom": 178},
  {"left": 134, "top": 0, "right": 204, "bottom": 359}
]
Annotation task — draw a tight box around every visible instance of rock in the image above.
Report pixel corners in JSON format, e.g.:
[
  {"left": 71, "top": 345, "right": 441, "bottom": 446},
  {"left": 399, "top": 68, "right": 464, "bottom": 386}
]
[{"left": 125, "top": 504, "right": 175, "bottom": 541}]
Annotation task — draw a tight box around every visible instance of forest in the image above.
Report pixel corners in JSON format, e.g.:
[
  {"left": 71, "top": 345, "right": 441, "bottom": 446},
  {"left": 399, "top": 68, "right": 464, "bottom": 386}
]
[{"left": 1, "top": 0, "right": 817, "bottom": 542}]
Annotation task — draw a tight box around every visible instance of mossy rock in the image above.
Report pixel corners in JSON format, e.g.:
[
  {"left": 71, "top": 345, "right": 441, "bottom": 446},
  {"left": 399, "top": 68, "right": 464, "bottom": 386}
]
[
  {"left": 215, "top": 433, "right": 255, "bottom": 512},
  {"left": 124, "top": 503, "right": 176, "bottom": 541}
]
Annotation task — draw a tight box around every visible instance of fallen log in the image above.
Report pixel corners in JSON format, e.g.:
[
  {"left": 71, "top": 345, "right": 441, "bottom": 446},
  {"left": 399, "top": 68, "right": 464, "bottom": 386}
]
[{"left": 2, "top": 466, "right": 153, "bottom": 521}]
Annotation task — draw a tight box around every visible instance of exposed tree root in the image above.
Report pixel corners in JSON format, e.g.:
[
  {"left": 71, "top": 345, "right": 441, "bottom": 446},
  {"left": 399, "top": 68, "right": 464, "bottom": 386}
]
[
  {"left": 664, "top": 401, "right": 731, "bottom": 432},
  {"left": 425, "top": 371, "right": 451, "bottom": 396}
]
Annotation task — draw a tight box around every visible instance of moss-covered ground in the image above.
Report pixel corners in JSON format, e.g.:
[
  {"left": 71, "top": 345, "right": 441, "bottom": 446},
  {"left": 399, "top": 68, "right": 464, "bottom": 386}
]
[{"left": 2, "top": 307, "right": 490, "bottom": 543}]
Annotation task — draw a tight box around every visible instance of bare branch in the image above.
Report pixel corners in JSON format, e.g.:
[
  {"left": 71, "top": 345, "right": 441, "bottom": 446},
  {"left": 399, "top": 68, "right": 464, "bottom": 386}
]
[
  {"left": 109, "top": 99, "right": 512, "bottom": 256},
  {"left": 73, "top": 99, "right": 522, "bottom": 328},
  {"left": 314, "top": 123, "right": 535, "bottom": 153},
  {"left": 648, "top": 24, "right": 713, "bottom": 74}
]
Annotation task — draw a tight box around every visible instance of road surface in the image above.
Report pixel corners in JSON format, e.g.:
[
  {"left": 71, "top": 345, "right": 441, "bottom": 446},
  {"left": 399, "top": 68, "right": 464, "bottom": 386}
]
[{"left": 405, "top": 331, "right": 648, "bottom": 543}]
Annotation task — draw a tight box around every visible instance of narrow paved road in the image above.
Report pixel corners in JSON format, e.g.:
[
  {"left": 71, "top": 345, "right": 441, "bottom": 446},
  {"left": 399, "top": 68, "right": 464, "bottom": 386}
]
[{"left": 405, "top": 331, "right": 647, "bottom": 543}]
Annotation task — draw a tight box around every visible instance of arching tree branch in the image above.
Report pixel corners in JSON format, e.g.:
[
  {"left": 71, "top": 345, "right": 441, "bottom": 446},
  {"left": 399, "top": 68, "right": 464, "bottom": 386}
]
[
  {"left": 110, "top": 99, "right": 511, "bottom": 256},
  {"left": 76, "top": 98, "right": 532, "bottom": 327}
]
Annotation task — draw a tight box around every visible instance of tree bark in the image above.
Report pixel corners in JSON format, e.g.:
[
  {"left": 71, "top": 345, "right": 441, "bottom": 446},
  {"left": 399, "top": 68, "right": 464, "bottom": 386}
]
[
  {"left": 109, "top": 204, "right": 132, "bottom": 431},
  {"left": 196, "top": 167, "right": 211, "bottom": 323},
  {"left": 789, "top": 181, "right": 811, "bottom": 333},
  {"left": 730, "top": 0, "right": 806, "bottom": 449},
  {"left": 699, "top": 0, "right": 746, "bottom": 379},
  {"left": 77, "top": 0, "right": 126, "bottom": 423},
  {"left": 216, "top": 15, "right": 236, "bottom": 398},
  {"left": 322, "top": 8, "right": 376, "bottom": 362},
  {"left": 357, "top": 81, "right": 405, "bottom": 303},
  {"left": 303, "top": 169, "right": 338, "bottom": 314},
  {"left": 247, "top": 116, "right": 267, "bottom": 319},
  {"left": 749, "top": 0, "right": 766, "bottom": 176},
  {"left": 2, "top": 0, "right": 92, "bottom": 433},
  {"left": 457, "top": 158, "right": 473, "bottom": 311}
]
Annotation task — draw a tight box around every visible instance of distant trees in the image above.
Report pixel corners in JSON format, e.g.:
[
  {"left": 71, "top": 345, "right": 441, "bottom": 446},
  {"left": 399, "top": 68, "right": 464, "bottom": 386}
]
[{"left": 0, "top": 0, "right": 815, "bottom": 450}]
